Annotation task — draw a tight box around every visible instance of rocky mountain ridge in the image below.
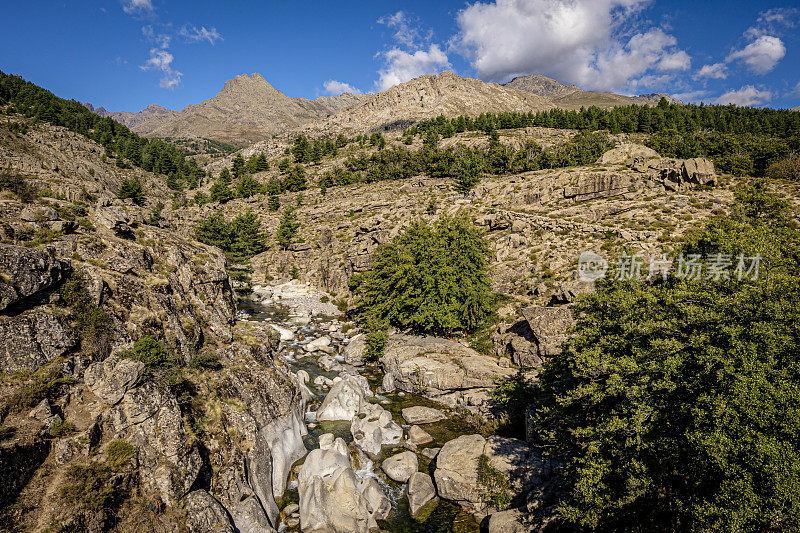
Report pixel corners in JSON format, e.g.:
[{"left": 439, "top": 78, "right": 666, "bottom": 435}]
[
  {"left": 504, "top": 74, "right": 683, "bottom": 107},
  {"left": 89, "top": 71, "right": 683, "bottom": 144}
]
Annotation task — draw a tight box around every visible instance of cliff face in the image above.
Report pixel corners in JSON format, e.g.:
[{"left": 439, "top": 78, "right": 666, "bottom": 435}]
[{"left": 0, "top": 117, "right": 307, "bottom": 532}]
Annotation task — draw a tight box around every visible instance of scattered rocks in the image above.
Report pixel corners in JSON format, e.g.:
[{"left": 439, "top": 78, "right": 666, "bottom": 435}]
[
  {"left": 381, "top": 451, "right": 418, "bottom": 483},
  {"left": 421, "top": 447, "right": 440, "bottom": 460}
]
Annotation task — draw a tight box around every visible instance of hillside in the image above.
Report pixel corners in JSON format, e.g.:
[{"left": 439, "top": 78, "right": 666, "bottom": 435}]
[{"left": 305, "top": 71, "right": 554, "bottom": 134}]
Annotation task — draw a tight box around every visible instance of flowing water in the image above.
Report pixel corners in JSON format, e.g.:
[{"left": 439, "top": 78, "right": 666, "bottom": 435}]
[{"left": 240, "top": 299, "right": 479, "bottom": 532}]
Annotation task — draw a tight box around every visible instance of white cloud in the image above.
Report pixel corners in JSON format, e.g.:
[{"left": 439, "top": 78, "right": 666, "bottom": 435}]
[
  {"left": 715, "top": 85, "right": 772, "bottom": 107},
  {"left": 378, "top": 11, "right": 430, "bottom": 49},
  {"left": 694, "top": 62, "right": 728, "bottom": 80},
  {"left": 376, "top": 44, "right": 450, "bottom": 91},
  {"left": 744, "top": 7, "right": 797, "bottom": 39},
  {"left": 179, "top": 25, "right": 223, "bottom": 45},
  {"left": 657, "top": 50, "right": 691, "bottom": 71},
  {"left": 122, "top": 0, "right": 153, "bottom": 15},
  {"left": 726, "top": 35, "right": 786, "bottom": 75},
  {"left": 323, "top": 80, "right": 362, "bottom": 95},
  {"left": 142, "top": 25, "right": 170, "bottom": 49},
  {"left": 141, "top": 48, "right": 182, "bottom": 90},
  {"left": 453, "top": 0, "right": 690, "bottom": 92}
]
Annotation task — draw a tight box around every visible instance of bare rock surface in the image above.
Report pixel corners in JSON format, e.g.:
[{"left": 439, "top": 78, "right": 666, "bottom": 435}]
[
  {"left": 0, "top": 244, "right": 63, "bottom": 311},
  {"left": 407, "top": 472, "right": 437, "bottom": 517},
  {"left": 351, "top": 402, "right": 403, "bottom": 458},
  {"left": 381, "top": 450, "right": 418, "bottom": 483},
  {"left": 402, "top": 406, "right": 446, "bottom": 424},
  {"left": 434, "top": 434, "right": 543, "bottom": 514}
]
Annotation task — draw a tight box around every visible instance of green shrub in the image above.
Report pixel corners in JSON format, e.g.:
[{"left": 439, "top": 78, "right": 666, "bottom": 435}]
[
  {"left": 49, "top": 420, "right": 77, "bottom": 438},
  {"left": 189, "top": 350, "right": 221, "bottom": 370},
  {"left": 767, "top": 155, "right": 800, "bottom": 181},
  {"left": 477, "top": 454, "right": 512, "bottom": 510},
  {"left": 0, "top": 425, "right": 16, "bottom": 441},
  {"left": 60, "top": 463, "right": 114, "bottom": 512},
  {"left": 363, "top": 317, "right": 388, "bottom": 362},
  {"left": 530, "top": 183, "right": 800, "bottom": 530},
  {"left": 106, "top": 440, "right": 135, "bottom": 469},
  {"left": 195, "top": 210, "right": 267, "bottom": 263},
  {"left": 119, "top": 336, "right": 175, "bottom": 382},
  {"left": 0, "top": 168, "right": 37, "bottom": 202},
  {"left": 351, "top": 213, "right": 494, "bottom": 335},
  {"left": 59, "top": 271, "right": 111, "bottom": 353},
  {"left": 276, "top": 206, "right": 300, "bottom": 250},
  {"left": 6, "top": 366, "right": 75, "bottom": 414}
]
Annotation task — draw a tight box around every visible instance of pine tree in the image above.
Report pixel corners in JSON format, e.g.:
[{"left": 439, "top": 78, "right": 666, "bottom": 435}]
[
  {"left": 209, "top": 179, "right": 232, "bottom": 203},
  {"left": 117, "top": 178, "right": 145, "bottom": 206},
  {"left": 231, "top": 153, "right": 246, "bottom": 178},
  {"left": 276, "top": 206, "right": 300, "bottom": 250},
  {"left": 267, "top": 192, "right": 280, "bottom": 211}
]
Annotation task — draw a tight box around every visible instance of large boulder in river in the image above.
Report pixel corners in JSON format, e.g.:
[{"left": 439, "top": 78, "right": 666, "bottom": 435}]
[
  {"left": 434, "top": 434, "right": 543, "bottom": 514},
  {"left": 0, "top": 244, "right": 64, "bottom": 311},
  {"left": 316, "top": 373, "right": 372, "bottom": 421},
  {"left": 380, "top": 334, "right": 515, "bottom": 409},
  {"left": 381, "top": 451, "right": 418, "bottom": 483},
  {"left": 342, "top": 333, "right": 367, "bottom": 366},
  {"left": 402, "top": 406, "right": 446, "bottom": 424},
  {"left": 407, "top": 472, "right": 437, "bottom": 517},
  {"left": 351, "top": 402, "right": 402, "bottom": 459},
  {"left": 298, "top": 434, "right": 385, "bottom": 532}
]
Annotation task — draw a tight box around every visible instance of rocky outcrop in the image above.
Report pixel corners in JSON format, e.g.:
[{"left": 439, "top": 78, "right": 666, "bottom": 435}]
[
  {"left": 434, "top": 434, "right": 542, "bottom": 514},
  {"left": 381, "top": 334, "right": 515, "bottom": 411},
  {"left": 83, "top": 355, "right": 144, "bottom": 405},
  {"left": 0, "top": 244, "right": 64, "bottom": 311},
  {"left": 639, "top": 157, "right": 717, "bottom": 190},
  {"left": 184, "top": 490, "right": 237, "bottom": 533},
  {"left": 519, "top": 306, "right": 575, "bottom": 363},
  {"left": 298, "top": 434, "right": 382, "bottom": 533},
  {"left": 597, "top": 143, "right": 660, "bottom": 166},
  {"left": 0, "top": 309, "right": 77, "bottom": 372}
]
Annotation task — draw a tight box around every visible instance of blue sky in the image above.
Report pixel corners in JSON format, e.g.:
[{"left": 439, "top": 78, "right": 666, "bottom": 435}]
[{"left": 2, "top": 1, "right": 799, "bottom": 112}]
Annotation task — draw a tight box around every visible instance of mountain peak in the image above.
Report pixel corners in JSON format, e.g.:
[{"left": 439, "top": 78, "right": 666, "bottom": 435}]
[{"left": 217, "top": 73, "right": 281, "bottom": 99}]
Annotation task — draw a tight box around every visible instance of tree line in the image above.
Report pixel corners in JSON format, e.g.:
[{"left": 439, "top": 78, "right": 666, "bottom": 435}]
[{"left": 0, "top": 71, "right": 205, "bottom": 190}]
